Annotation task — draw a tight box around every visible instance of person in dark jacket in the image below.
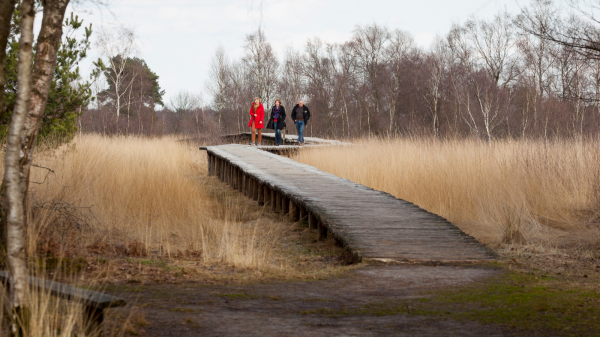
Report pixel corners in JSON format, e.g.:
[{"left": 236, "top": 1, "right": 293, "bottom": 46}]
[
  {"left": 267, "top": 99, "right": 286, "bottom": 145},
  {"left": 291, "top": 100, "right": 310, "bottom": 144}
]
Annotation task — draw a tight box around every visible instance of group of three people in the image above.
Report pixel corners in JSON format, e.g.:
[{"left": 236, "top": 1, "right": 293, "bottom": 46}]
[{"left": 248, "top": 97, "right": 310, "bottom": 146}]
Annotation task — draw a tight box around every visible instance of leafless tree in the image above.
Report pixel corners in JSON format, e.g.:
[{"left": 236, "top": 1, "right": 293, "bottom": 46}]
[
  {"left": 170, "top": 90, "right": 203, "bottom": 116},
  {"left": 385, "top": 30, "right": 414, "bottom": 136},
  {"left": 207, "top": 45, "right": 229, "bottom": 129},
  {"left": 352, "top": 24, "right": 389, "bottom": 137},
  {"left": 95, "top": 26, "right": 138, "bottom": 121},
  {"left": 329, "top": 42, "right": 356, "bottom": 137},
  {"left": 243, "top": 28, "right": 279, "bottom": 108},
  {"left": 228, "top": 61, "right": 253, "bottom": 133},
  {"left": 420, "top": 38, "right": 447, "bottom": 137},
  {"left": 464, "top": 11, "right": 519, "bottom": 87}
]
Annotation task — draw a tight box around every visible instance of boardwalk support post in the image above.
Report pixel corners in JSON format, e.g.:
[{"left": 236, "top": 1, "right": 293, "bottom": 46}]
[
  {"left": 318, "top": 221, "right": 327, "bottom": 240},
  {"left": 264, "top": 185, "right": 271, "bottom": 206},
  {"left": 253, "top": 179, "right": 259, "bottom": 201},
  {"left": 225, "top": 163, "right": 230, "bottom": 184},
  {"left": 309, "top": 213, "right": 317, "bottom": 230},
  {"left": 271, "top": 189, "right": 276, "bottom": 211},
  {"left": 299, "top": 206, "right": 306, "bottom": 222},
  {"left": 275, "top": 192, "right": 282, "bottom": 213},
  {"left": 242, "top": 174, "right": 247, "bottom": 196},
  {"left": 207, "top": 154, "right": 212, "bottom": 176},
  {"left": 258, "top": 183, "right": 264, "bottom": 205},
  {"left": 283, "top": 196, "right": 289, "bottom": 214},
  {"left": 290, "top": 201, "right": 299, "bottom": 221}
]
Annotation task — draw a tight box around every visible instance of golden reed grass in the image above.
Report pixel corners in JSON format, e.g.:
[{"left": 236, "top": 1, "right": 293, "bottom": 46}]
[
  {"left": 297, "top": 137, "right": 600, "bottom": 246},
  {"left": 25, "top": 134, "right": 279, "bottom": 269}
]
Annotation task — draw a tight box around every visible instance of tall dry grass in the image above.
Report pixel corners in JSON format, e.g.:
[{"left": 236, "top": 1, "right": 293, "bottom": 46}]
[
  {"left": 25, "top": 134, "right": 279, "bottom": 269},
  {"left": 297, "top": 138, "right": 600, "bottom": 246}
]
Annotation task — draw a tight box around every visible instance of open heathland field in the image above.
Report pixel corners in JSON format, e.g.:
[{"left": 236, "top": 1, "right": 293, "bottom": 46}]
[{"left": 1, "top": 135, "right": 600, "bottom": 336}]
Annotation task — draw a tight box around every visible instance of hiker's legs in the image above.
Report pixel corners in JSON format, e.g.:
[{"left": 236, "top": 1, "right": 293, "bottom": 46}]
[
  {"left": 274, "top": 122, "right": 281, "bottom": 144},
  {"left": 281, "top": 128, "right": 286, "bottom": 144},
  {"left": 258, "top": 129, "right": 262, "bottom": 143},
  {"left": 296, "top": 121, "right": 305, "bottom": 143},
  {"left": 251, "top": 122, "right": 256, "bottom": 143}
]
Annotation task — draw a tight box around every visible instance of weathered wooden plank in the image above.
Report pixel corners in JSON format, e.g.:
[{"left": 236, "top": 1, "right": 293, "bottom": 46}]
[
  {"left": 205, "top": 144, "right": 497, "bottom": 263},
  {"left": 0, "top": 271, "right": 125, "bottom": 309}
]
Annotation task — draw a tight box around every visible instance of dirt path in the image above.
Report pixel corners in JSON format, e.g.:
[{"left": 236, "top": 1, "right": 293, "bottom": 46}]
[{"left": 111, "top": 264, "right": 526, "bottom": 337}]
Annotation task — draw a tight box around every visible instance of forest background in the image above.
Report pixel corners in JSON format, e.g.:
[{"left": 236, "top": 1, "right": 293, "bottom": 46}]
[{"left": 5, "top": 0, "right": 600, "bottom": 143}]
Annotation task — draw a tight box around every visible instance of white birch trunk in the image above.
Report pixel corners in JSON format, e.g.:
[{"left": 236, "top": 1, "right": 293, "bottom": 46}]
[{"left": 5, "top": 0, "right": 35, "bottom": 331}]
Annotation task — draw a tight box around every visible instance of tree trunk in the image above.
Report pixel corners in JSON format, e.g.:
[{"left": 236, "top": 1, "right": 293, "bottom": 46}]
[
  {"left": 0, "top": 0, "right": 16, "bottom": 119},
  {"left": 20, "top": 0, "right": 70, "bottom": 198},
  {"left": 4, "top": 1, "right": 35, "bottom": 334},
  {"left": 0, "top": 0, "right": 16, "bottom": 261}
]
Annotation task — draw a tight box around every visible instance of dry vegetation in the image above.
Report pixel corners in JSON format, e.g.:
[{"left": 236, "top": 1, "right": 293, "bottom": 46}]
[
  {"left": 7, "top": 135, "right": 351, "bottom": 285},
  {"left": 297, "top": 138, "right": 600, "bottom": 273},
  {"left": 0, "top": 134, "right": 355, "bottom": 335}
]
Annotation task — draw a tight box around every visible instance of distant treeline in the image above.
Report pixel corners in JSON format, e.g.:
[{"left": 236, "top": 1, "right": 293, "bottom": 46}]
[{"left": 84, "top": 0, "right": 600, "bottom": 141}]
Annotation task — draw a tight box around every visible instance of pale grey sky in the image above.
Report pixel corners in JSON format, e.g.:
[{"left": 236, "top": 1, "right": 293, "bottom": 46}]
[{"left": 66, "top": 0, "right": 538, "bottom": 107}]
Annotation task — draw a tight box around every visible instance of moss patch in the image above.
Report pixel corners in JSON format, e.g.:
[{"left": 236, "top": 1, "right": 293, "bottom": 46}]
[{"left": 300, "top": 271, "right": 600, "bottom": 335}]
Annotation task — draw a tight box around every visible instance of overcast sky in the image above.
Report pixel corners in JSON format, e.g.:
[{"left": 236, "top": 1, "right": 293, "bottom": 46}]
[{"left": 67, "top": 0, "right": 534, "bottom": 107}]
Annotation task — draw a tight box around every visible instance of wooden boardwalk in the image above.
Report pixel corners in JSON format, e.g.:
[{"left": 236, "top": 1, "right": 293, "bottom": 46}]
[{"left": 205, "top": 144, "right": 496, "bottom": 263}]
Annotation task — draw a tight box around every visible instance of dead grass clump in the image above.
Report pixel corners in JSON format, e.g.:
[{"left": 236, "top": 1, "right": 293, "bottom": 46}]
[{"left": 296, "top": 137, "right": 600, "bottom": 248}]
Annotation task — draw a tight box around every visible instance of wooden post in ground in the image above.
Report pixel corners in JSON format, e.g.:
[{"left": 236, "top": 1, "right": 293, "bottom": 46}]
[
  {"left": 232, "top": 167, "right": 237, "bottom": 189},
  {"left": 275, "top": 192, "right": 282, "bottom": 213},
  {"left": 84, "top": 306, "right": 104, "bottom": 337},
  {"left": 220, "top": 159, "right": 224, "bottom": 181},
  {"left": 290, "top": 200, "right": 298, "bottom": 221},
  {"left": 258, "top": 184, "right": 264, "bottom": 205},
  {"left": 253, "top": 179, "right": 259, "bottom": 201},
  {"left": 264, "top": 185, "right": 271, "bottom": 206},
  {"left": 213, "top": 156, "right": 217, "bottom": 176},
  {"left": 218, "top": 158, "right": 223, "bottom": 181},
  {"left": 271, "top": 189, "right": 276, "bottom": 212},
  {"left": 225, "top": 163, "right": 230, "bottom": 184},
  {"left": 231, "top": 166, "right": 236, "bottom": 188},
  {"left": 238, "top": 169, "right": 243, "bottom": 192},
  {"left": 318, "top": 221, "right": 327, "bottom": 240},
  {"left": 309, "top": 212, "right": 317, "bottom": 230},
  {"left": 215, "top": 157, "right": 219, "bottom": 179},
  {"left": 283, "top": 196, "right": 289, "bottom": 214},
  {"left": 299, "top": 206, "right": 306, "bottom": 221},
  {"left": 207, "top": 154, "right": 212, "bottom": 176},
  {"left": 224, "top": 161, "right": 228, "bottom": 182}
]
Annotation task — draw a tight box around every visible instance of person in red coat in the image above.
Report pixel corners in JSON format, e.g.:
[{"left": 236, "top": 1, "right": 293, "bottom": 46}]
[{"left": 248, "top": 97, "right": 265, "bottom": 146}]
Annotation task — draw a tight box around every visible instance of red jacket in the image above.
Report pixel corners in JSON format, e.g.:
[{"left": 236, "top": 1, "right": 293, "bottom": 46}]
[{"left": 248, "top": 103, "right": 265, "bottom": 129}]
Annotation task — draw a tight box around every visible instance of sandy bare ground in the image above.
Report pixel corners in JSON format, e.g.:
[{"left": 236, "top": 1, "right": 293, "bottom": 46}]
[{"left": 107, "top": 264, "right": 531, "bottom": 337}]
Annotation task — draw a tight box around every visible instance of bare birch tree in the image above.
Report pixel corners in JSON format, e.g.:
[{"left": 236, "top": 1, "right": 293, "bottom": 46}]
[
  {"left": 464, "top": 11, "right": 519, "bottom": 87},
  {"left": 95, "top": 26, "right": 137, "bottom": 121},
  {"left": 385, "top": 30, "right": 414, "bottom": 135},
  {"left": 420, "top": 38, "right": 447, "bottom": 137},
  {"left": 4, "top": 1, "right": 34, "bottom": 334}
]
